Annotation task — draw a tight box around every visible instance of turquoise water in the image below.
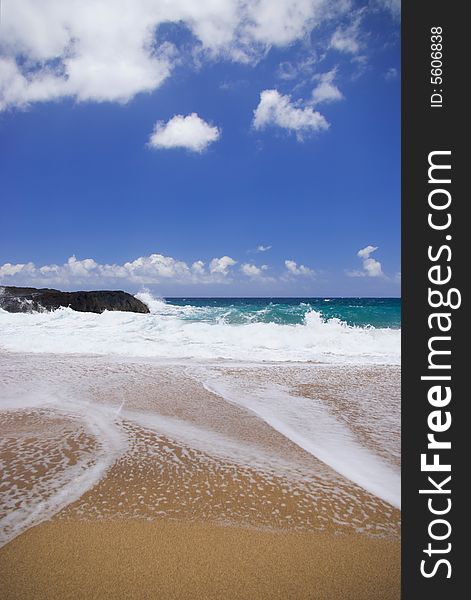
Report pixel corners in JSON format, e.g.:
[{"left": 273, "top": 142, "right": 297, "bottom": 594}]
[
  {"left": 164, "top": 298, "right": 401, "bottom": 329},
  {"left": 0, "top": 295, "right": 401, "bottom": 363}
]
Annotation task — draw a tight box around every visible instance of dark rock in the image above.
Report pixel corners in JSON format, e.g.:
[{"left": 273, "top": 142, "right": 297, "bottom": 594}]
[{"left": 0, "top": 286, "right": 150, "bottom": 314}]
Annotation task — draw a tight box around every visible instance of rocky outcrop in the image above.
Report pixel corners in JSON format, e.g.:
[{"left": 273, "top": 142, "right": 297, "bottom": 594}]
[{"left": 0, "top": 286, "right": 150, "bottom": 314}]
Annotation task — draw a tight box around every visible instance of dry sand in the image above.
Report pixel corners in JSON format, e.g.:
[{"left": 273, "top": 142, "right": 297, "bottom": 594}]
[{"left": 0, "top": 519, "right": 400, "bottom": 600}]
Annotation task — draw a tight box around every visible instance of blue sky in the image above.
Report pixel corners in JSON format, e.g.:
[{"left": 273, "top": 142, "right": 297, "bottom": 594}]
[{"left": 0, "top": 0, "right": 400, "bottom": 296}]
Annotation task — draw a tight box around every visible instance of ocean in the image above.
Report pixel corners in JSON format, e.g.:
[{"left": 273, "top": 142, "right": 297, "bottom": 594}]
[{"left": 0, "top": 294, "right": 400, "bottom": 364}]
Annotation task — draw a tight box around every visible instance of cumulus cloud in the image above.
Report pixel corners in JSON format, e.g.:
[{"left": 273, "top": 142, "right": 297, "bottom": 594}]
[
  {"left": 0, "top": 261, "right": 36, "bottom": 278},
  {"left": 0, "top": 0, "right": 351, "bottom": 111},
  {"left": 284, "top": 259, "right": 314, "bottom": 277},
  {"left": 256, "top": 245, "right": 272, "bottom": 252},
  {"left": 240, "top": 263, "right": 268, "bottom": 278},
  {"left": 0, "top": 253, "right": 238, "bottom": 287},
  {"left": 253, "top": 89, "right": 329, "bottom": 138},
  {"left": 0, "top": 253, "right": 322, "bottom": 288},
  {"left": 191, "top": 260, "right": 206, "bottom": 275},
  {"left": 0, "top": 9, "right": 174, "bottom": 109},
  {"left": 347, "top": 245, "right": 385, "bottom": 278},
  {"left": 148, "top": 113, "right": 220, "bottom": 152},
  {"left": 209, "top": 256, "right": 237, "bottom": 276},
  {"left": 311, "top": 68, "right": 343, "bottom": 104},
  {"left": 122, "top": 254, "right": 193, "bottom": 281}
]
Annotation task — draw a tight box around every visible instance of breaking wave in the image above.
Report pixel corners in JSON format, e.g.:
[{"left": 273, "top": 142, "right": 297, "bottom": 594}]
[{"left": 0, "top": 293, "right": 400, "bottom": 364}]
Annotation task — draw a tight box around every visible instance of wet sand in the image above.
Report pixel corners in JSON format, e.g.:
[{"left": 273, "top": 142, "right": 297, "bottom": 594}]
[
  {"left": 0, "top": 353, "right": 401, "bottom": 598},
  {"left": 0, "top": 519, "right": 400, "bottom": 600},
  {"left": 0, "top": 425, "right": 401, "bottom": 599}
]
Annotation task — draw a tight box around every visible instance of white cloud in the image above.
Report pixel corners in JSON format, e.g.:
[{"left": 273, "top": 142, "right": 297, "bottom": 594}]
[
  {"left": 242, "top": 0, "right": 332, "bottom": 47},
  {"left": 148, "top": 113, "right": 220, "bottom": 152},
  {"left": 277, "top": 61, "right": 299, "bottom": 81},
  {"left": 0, "top": 253, "right": 239, "bottom": 287},
  {"left": 219, "top": 79, "right": 249, "bottom": 92},
  {"left": 0, "top": 0, "right": 351, "bottom": 111},
  {"left": 256, "top": 244, "right": 272, "bottom": 252},
  {"left": 357, "top": 245, "right": 377, "bottom": 259},
  {"left": 191, "top": 260, "right": 206, "bottom": 275},
  {"left": 375, "top": 0, "right": 401, "bottom": 19},
  {"left": 253, "top": 89, "right": 329, "bottom": 138},
  {"left": 209, "top": 256, "right": 237, "bottom": 276},
  {"left": 0, "top": 6, "right": 174, "bottom": 109},
  {"left": 1, "top": 253, "right": 323, "bottom": 288},
  {"left": 240, "top": 263, "right": 268, "bottom": 278},
  {"left": 384, "top": 67, "right": 398, "bottom": 81},
  {"left": 0, "top": 261, "right": 36, "bottom": 278},
  {"left": 311, "top": 68, "right": 343, "bottom": 104},
  {"left": 347, "top": 245, "right": 384, "bottom": 278},
  {"left": 122, "top": 254, "right": 192, "bottom": 281},
  {"left": 330, "top": 15, "right": 363, "bottom": 55},
  {"left": 276, "top": 54, "right": 318, "bottom": 82},
  {"left": 284, "top": 259, "right": 314, "bottom": 277}
]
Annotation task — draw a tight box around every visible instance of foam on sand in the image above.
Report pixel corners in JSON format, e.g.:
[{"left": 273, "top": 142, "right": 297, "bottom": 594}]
[
  {"left": 198, "top": 370, "right": 400, "bottom": 509},
  {"left": 0, "top": 390, "right": 127, "bottom": 546},
  {"left": 0, "top": 354, "right": 400, "bottom": 546}
]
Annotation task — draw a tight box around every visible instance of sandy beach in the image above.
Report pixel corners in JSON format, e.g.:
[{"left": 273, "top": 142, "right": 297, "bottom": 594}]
[
  {"left": 0, "top": 351, "right": 400, "bottom": 598},
  {"left": 0, "top": 519, "right": 399, "bottom": 600}
]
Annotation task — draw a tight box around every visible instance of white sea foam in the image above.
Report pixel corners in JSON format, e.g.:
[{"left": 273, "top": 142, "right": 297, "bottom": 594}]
[
  {"left": 0, "top": 391, "right": 127, "bottom": 546},
  {"left": 0, "top": 377, "right": 316, "bottom": 545},
  {"left": 198, "top": 371, "right": 401, "bottom": 508},
  {"left": 0, "top": 295, "right": 400, "bottom": 364}
]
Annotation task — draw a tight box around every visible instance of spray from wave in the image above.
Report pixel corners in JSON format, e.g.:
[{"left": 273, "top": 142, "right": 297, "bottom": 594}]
[{"left": 0, "top": 292, "right": 400, "bottom": 364}]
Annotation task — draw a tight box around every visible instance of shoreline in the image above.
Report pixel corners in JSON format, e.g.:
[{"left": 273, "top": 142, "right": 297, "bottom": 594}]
[{"left": 0, "top": 351, "right": 401, "bottom": 597}]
